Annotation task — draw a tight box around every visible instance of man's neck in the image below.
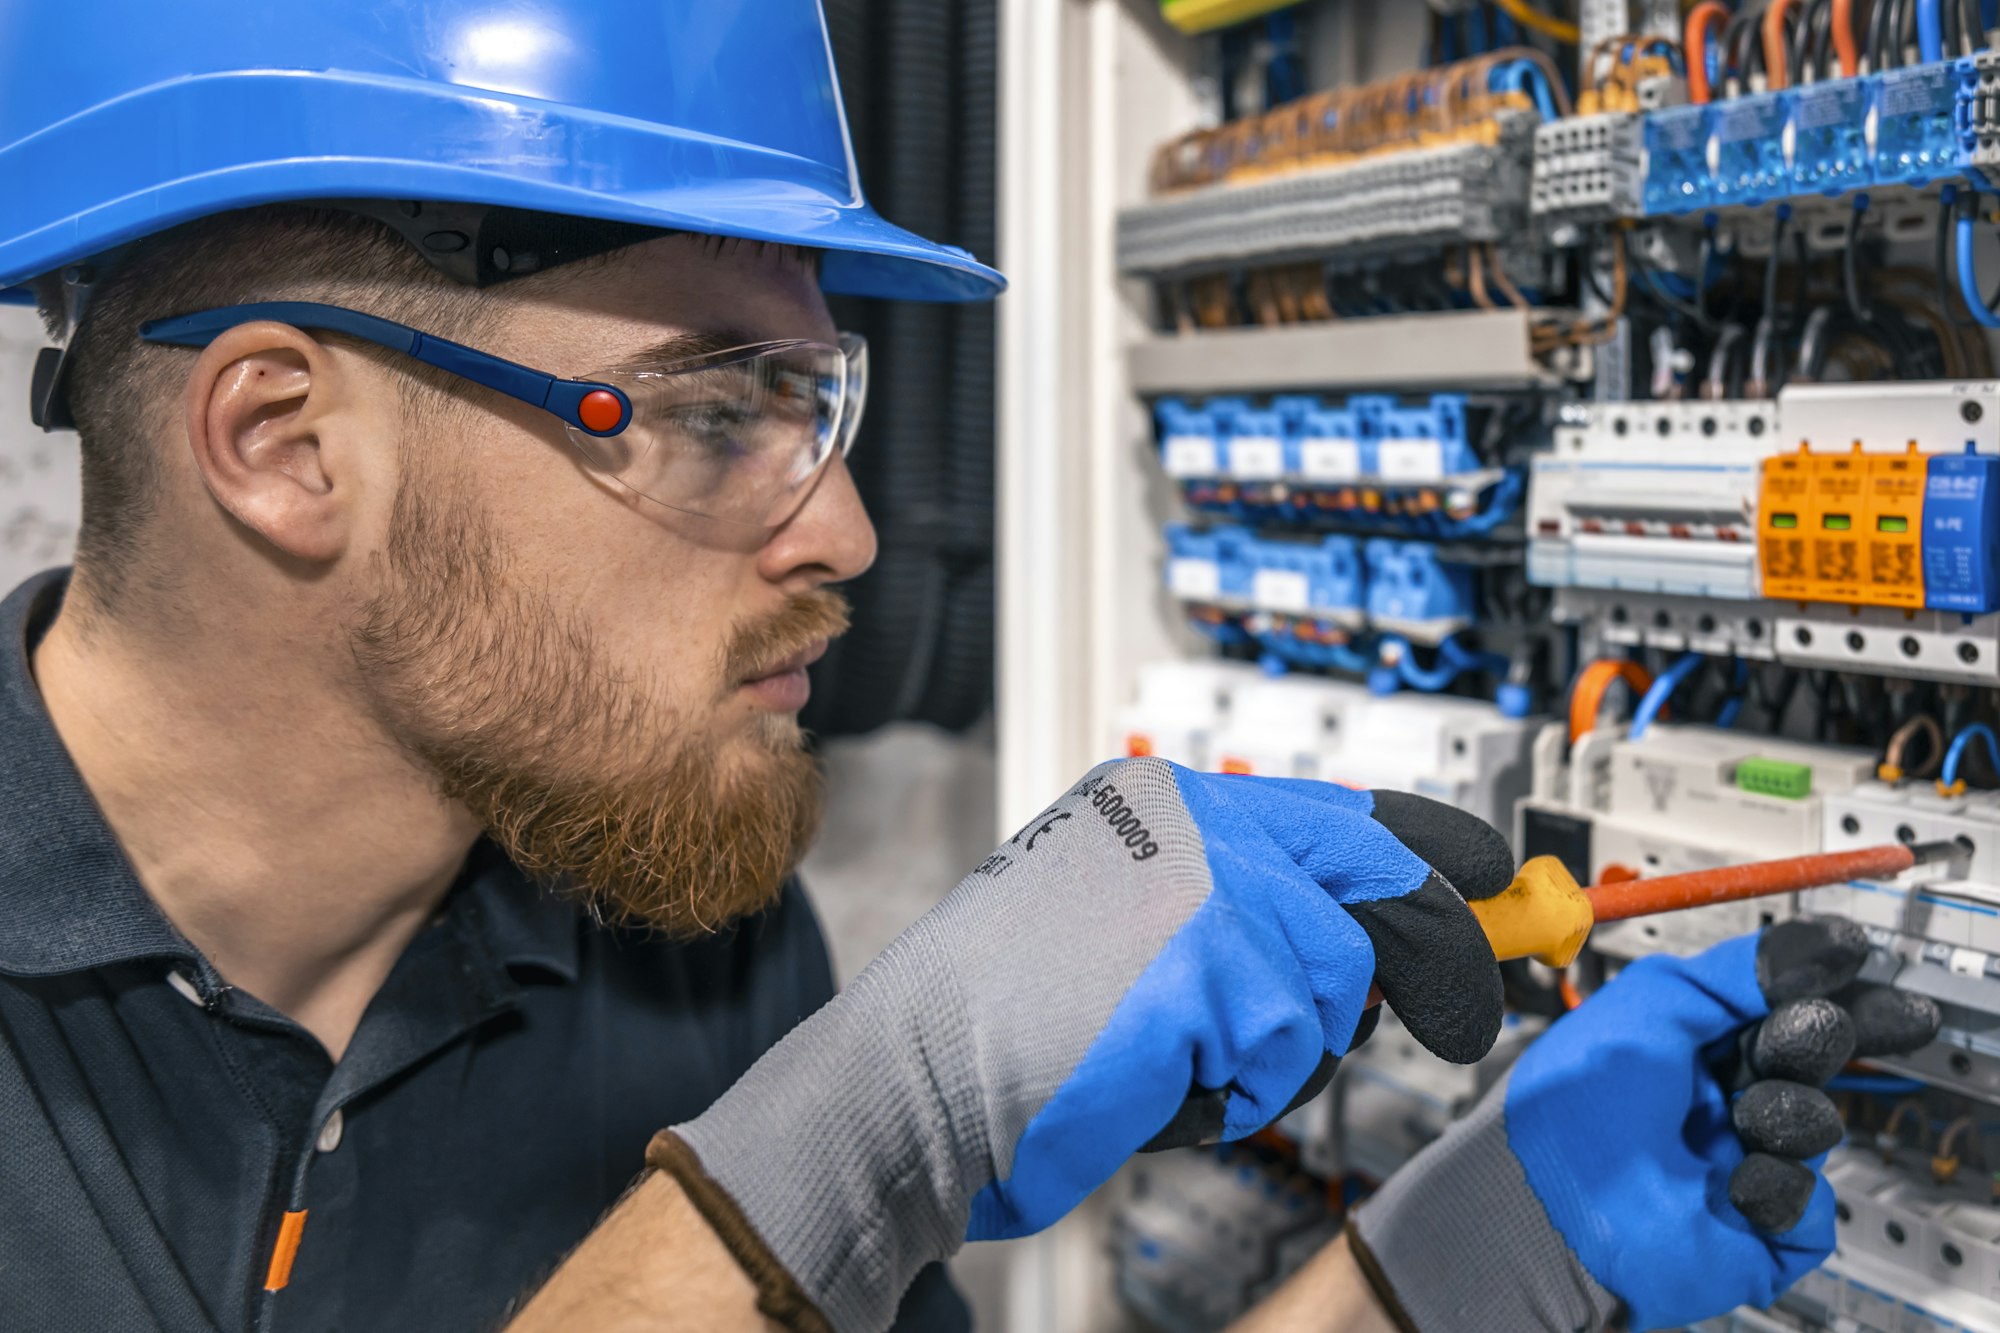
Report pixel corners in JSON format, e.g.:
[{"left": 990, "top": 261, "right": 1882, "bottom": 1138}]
[{"left": 31, "top": 595, "right": 481, "bottom": 1061}]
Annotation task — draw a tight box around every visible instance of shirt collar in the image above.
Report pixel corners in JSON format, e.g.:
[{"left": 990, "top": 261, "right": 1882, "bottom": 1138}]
[{"left": 0, "top": 569, "right": 579, "bottom": 984}]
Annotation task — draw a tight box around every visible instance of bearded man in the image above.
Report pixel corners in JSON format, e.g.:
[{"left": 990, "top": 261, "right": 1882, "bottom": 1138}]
[{"left": 0, "top": 4, "right": 1940, "bottom": 1333}]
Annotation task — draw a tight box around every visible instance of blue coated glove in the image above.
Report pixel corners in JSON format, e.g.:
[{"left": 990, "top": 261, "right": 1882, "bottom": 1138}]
[
  {"left": 1351, "top": 918, "right": 1942, "bottom": 1332},
  {"left": 653, "top": 757, "right": 1511, "bottom": 1332}
]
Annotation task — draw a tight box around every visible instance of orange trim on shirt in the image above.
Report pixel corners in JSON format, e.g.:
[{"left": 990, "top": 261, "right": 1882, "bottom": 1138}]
[{"left": 264, "top": 1210, "right": 308, "bottom": 1291}]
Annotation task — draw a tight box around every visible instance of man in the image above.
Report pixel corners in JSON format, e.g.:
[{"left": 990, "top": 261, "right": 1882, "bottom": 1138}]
[{"left": 0, "top": 3, "right": 1945, "bottom": 1332}]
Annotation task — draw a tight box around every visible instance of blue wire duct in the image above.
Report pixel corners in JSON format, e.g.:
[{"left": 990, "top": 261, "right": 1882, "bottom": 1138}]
[
  {"left": 1958, "top": 212, "right": 2000, "bottom": 330},
  {"left": 1919, "top": 0, "right": 1945, "bottom": 63},
  {"left": 1942, "top": 723, "right": 2000, "bottom": 791},
  {"left": 1629, "top": 651, "right": 1707, "bottom": 742}
]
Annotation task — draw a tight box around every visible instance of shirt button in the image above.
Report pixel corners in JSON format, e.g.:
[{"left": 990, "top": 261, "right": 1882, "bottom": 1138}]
[
  {"left": 316, "top": 1109, "right": 345, "bottom": 1154},
  {"left": 166, "top": 970, "right": 203, "bottom": 1006}
]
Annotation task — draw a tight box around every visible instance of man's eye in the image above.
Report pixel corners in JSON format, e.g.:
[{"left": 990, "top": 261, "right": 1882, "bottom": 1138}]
[{"left": 663, "top": 403, "right": 757, "bottom": 455}]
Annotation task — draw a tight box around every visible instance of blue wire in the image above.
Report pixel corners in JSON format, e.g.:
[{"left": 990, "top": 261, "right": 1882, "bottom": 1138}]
[
  {"left": 1327, "top": 640, "right": 1377, "bottom": 675},
  {"left": 1494, "top": 7, "right": 1517, "bottom": 46},
  {"left": 1442, "top": 470, "right": 1525, "bottom": 537},
  {"left": 1494, "top": 61, "right": 1561, "bottom": 122},
  {"left": 1715, "top": 659, "right": 1749, "bottom": 727},
  {"left": 1943, "top": 723, "right": 2000, "bottom": 790},
  {"left": 1440, "top": 635, "right": 1511, "bottom": 677},
  {"left": 1919, "top": 0, "right": 1946, "bottom": 63},
  {"left": 1394, "top": 637, "right": 1465, "bottom": 692},
  {"left": 1958, "top": 213, "right": 2000, "bottom": 329},
  {"left": 1467, "top": 4, "right": 1489, "bottom": 54},
  {"left": 1826, "top": 1074, "right": 1929, "bottom": 1096},
  {"left": 1629, "top": 651, "right": 1705, "bottom": 742}
]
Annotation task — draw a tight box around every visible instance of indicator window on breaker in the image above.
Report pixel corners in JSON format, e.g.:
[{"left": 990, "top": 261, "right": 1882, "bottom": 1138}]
[
  {"left": 1771, "top": 513, "right": 1799, "bottom": 529},
  {"left": 1823, "top": 514, "right": 1852, "bottom": 531},
  {"left": 1878, "top": 515, "right": 1910, "bottom": 533}
]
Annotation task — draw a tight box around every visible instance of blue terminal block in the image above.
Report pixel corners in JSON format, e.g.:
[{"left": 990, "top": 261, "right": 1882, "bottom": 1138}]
[
  {"left": 1644, "top": 103, "right": 1716, "bottom": 214},
  {"left": 1922, "top": 450, "right": 2000, "bottom": 614},
  {"left": 1375, "top": 395, "right": 1477, "bottom": 483},
  {"left": 1363, "top": 540, "right": 1477, "bottom": 627},
  {"left": 1710, "top": 92, "right": 1792, "bottom": 207},
  {"left": 1348, "top": 395, "right": 1396, "bottom": 478},
  {"left": 1307, "top": 534, "right": 1367, "bottom": 614},
  {"left": 1155, "top": 396, "right": 1222, "bottom": 480},
  {"left": 1788, "top": 77, "right": 1873, "bottom": 196},
  {"left": 1873, "top": 61, "right": 1964, "bottom": 186},
  {"left": 1223, "top": 401, "right": 1288, "bottom": 482},
  {"left": 1293, "top": 400, "right": 1366, "bottom": 485}
]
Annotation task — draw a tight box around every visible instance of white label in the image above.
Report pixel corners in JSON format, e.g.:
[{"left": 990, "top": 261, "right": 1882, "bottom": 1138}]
[
  {"left": 1252, "top": 569, "right": 1312, "bottom": 614},
  {"left": 1376, "top": 438, "right": 1447, "bottom": 482},
  {"left": 1162, "top": 435, "right": 1219, "bottom": 478},
  {"left": 1300, "top": 438, "right": 1362, "bottom": 482},
  {"left": 1951, "top": 946, "right": 1989, "bottom": 978},
  {"left": 1228, "top": 435, "right": 1285, "bottom": 480},
  {"left": 1167, "top": 559, "right": 1222, "bottom": 600}
]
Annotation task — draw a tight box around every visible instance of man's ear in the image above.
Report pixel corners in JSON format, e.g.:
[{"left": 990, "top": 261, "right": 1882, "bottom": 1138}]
[{"left": 180, "top": 320, "right": 368, "bottom": 563}]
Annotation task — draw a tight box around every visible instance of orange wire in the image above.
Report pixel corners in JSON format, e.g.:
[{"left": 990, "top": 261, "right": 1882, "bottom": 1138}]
[
  {"left": 1764, "top": 0, "right": 1801, "bottom": 90},
  {"left": 1559, "top": 974, "right": 1585, "bottom": 1011},
  {"left": 1568, "top": 658, "right": 1658, "bottom": 744},
  {"left": 1832, "top": 0, "right": 1861, "bottom": 76},
  {"left": 1685, "top": 1, "right": 1731, "bottom": 103}
]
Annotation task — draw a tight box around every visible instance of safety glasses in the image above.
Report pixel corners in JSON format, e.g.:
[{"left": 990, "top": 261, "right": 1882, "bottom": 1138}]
[{"left": 139, "top": 302, "right": 868, "bottom": 528}]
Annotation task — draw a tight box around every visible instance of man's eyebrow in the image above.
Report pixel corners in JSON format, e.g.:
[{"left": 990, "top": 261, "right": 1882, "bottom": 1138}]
[{"left": 598, "top": 330, "right": 766, "bottom": 376}]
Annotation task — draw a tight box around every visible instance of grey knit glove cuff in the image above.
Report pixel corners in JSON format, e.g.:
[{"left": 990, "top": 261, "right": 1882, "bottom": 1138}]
[{"left": 1349, "top": 1073, "right": 1621, "bottom": 1333}]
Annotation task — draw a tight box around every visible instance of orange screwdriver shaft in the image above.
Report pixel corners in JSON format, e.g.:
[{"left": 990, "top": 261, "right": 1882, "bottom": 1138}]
[
  {"left": 1585, "top": 843, "right": 1920, "bottom": 922},
  {"left": 1360, "top": 841, "right": 1946, "bottom": 1011}
]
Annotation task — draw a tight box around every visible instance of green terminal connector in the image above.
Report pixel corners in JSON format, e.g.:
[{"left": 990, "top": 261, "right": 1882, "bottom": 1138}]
[{"left": 1736, "top": 757, "right": 1813, "bottom": 800}]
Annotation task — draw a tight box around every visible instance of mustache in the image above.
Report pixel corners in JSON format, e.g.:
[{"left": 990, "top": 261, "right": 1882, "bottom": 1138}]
[{"left": 723, "top": 588, "right": 852, "bottom": 686}]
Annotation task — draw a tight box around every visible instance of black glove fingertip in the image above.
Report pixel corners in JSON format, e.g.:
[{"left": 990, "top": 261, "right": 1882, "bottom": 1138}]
[
  {"left": 1756, "top": 917, "right": 1869, "bottom": 1006},
  {"left": 1365, "top": 791, "right": 1515, "bottom": 901},
  {"left": 1837, "top": 984, "right": 1944, "bottom": 1058},
  {"left": 1750, "top": 998, "right": 1856, "bottom": 1087},
  {"left": 1731, "top": 1080, "right": 1845, "bottom": 1158},
  {"left": 1730, "top": 1152, "right": 1819, "bottom": 1234},
  {"left": 1350, "top": 872, "right": 1504, "bottom": 1066}
]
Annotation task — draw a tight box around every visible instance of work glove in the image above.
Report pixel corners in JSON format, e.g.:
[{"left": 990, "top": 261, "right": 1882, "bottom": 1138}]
[
  {"left": 1349, "top": 917, "right": 1943, "bottom": 1333},
  {"left": 651, "top": 758, "right": 1512, "bottom": 1332}
]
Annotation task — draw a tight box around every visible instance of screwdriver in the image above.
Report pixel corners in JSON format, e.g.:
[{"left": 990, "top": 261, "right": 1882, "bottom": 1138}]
[
  {"left": 1145, "top": 840, "right": 1964, "bottom": 1152},
  {"left": 1363, "top": 838, "right": 1967, "bottom": 1008}
]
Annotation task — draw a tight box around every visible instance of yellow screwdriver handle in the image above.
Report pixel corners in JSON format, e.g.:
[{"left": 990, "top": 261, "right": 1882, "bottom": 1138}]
[{"left": 1467, "top": 855, "right": 1596, "bottom": 969}]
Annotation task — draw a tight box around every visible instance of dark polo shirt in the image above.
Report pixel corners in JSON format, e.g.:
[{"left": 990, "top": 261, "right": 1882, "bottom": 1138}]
[{"left": 0, "top": 570, "right": 965, "bottom": 1332}]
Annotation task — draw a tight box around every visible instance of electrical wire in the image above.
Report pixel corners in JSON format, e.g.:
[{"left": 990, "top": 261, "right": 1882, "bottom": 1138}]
[
  {"left": 1792, "top": 0, "right": 1832, "bottom": 79},
  {"left": 1569, "top": 658, "right": 1657, "bottom": 744},
  {"left": 1845, "top": 193, "right": 1875, "bottom": 322},
  {"left": 1920, "top": 0, "right": 1946, "bottom": 60},
  {"left": 1704, "top": 322, "right": 1749, "bottom": 400},
  {"left": 1956, "top": 201, "right": 2000, "bottom": 329},
  {"left": 1767, "top": 0, "right": 1805, "bottom": 86},
  {"left": 1493, "top": 0, "right": 1580, "bottom": 45},
  {"left": 1687, "top": 0, "right": 1733, "bottom": 101},
  {"left": 1881, "top": 713, "right": 1945, "bottom": 781},
  {"left": 1630, "top": 651, "right": 1707, "bottom": 741},
  {"left": 1834, "top": 0, "right": 1863, "bottom": 72},
  {"left": 1940, "top": 722, "right": 2000, "bottom": 794}
]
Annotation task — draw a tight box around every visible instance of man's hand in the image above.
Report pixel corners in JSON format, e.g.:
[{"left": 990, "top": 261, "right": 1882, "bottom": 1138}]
[
  {"left": 656, "top": 759, "right": 1512, "bottom": 1332},
  {"left": 1349, "top": 918, "right": 1943, "bottom": 1332}
]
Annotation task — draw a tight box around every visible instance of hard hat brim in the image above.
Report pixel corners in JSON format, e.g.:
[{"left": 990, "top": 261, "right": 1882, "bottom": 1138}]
[{"left": 0, "top": 70, "right": 1005, "bottom": 303}]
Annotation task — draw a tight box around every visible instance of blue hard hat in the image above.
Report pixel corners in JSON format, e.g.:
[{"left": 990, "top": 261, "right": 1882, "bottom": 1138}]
[{"left": 0, "top": 0, "right": 1003, "bottom": 303}]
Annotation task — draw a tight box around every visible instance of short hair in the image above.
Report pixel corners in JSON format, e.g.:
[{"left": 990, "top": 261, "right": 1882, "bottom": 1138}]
[{"left": 32, "top": 205, "right": 493, "bottom": 609}]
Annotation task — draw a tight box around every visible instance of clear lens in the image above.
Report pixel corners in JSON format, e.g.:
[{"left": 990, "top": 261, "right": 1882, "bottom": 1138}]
[{"left": 567, "top": 336, "right": 865, "bottom": 527}]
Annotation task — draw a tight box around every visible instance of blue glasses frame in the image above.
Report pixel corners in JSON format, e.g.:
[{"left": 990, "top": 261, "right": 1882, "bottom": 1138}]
[{"left": 139, "top": 301, "right": 636, "bottom": 438}]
